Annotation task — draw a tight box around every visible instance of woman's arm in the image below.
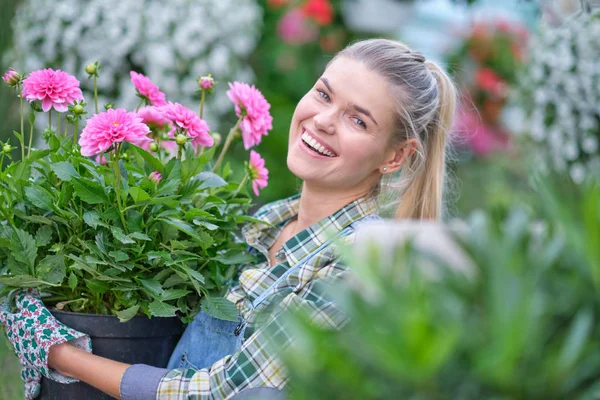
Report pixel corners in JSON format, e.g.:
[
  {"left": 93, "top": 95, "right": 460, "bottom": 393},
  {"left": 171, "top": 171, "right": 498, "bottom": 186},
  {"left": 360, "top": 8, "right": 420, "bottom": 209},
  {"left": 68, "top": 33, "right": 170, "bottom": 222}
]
[{"left": 49, "top": 343, "right": 131, "bottom": 399}]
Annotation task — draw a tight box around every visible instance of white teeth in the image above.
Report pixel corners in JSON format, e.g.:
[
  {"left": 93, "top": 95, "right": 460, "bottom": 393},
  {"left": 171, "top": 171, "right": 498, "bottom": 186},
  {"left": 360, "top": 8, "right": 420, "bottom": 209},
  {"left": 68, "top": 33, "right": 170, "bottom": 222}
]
[{"left": 301, "top": 130, "right": 336, "bottom": 157}]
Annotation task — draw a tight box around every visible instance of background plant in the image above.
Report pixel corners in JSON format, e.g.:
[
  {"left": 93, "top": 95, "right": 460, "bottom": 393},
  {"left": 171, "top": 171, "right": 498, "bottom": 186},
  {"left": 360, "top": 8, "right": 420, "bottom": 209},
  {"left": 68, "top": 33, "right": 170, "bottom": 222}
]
[
  {"left": 6, "top": 0, "right": 262, "bottom": 131},
  {"left": 519, "top": 10, "right": 600, "bottom": 184},
  {"left": 282, "top": 172, "right": 600, "bottom": 400}
]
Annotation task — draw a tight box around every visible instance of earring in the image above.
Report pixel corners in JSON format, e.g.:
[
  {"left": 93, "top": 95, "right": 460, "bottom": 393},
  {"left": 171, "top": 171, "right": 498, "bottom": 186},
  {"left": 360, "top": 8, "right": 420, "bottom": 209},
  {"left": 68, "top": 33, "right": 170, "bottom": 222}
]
[{"left": 382, "top": 167, "right": 388, "bottom": 172}]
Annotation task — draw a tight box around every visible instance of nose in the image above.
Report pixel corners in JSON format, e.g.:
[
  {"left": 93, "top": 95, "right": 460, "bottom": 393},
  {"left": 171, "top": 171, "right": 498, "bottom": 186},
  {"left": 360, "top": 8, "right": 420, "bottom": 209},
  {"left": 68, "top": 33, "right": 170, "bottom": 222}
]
[{"left": 313, "top": 109, "right": 336, "bottom": 135}]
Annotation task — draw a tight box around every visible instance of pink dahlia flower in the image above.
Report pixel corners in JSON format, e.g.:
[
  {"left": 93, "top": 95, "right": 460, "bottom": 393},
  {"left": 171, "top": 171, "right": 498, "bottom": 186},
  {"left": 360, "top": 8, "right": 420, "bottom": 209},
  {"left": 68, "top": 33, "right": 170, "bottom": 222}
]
[
  {"left": 136, "top": 106, "right": 170, "bottom": 129},
  {"left": 79, "top": 108, "right": 151, "bottom": 156},
  {"left": 148, "top": 171, "right": 162, "bottom": 184},
  {"left": 2, "top": 67, "right": 20, "bottom": 87},
  {"left": 22, "top": 68, "right": 83, "bottom": 112},
  {"left": 161, "top": 102, "right": 213, "bottom": 148},
  {"left": 199, "top": 75, "right": 215, "bottom": 90},
  {"left": 227, "top": 82, "right": 273, "bottom": 150},
  {"left": 248, "top": 150, "right": 268, "bottom": 196},
  {"left": 130, "top": 71, "right": 167, "bottom": 106}
]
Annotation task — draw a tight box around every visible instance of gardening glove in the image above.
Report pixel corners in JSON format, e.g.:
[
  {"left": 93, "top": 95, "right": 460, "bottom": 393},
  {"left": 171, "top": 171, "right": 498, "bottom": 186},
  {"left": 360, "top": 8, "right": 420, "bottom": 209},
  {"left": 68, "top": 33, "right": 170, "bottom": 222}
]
[{"left": 0, "top": 289, "right": 92, "bottom": 400}]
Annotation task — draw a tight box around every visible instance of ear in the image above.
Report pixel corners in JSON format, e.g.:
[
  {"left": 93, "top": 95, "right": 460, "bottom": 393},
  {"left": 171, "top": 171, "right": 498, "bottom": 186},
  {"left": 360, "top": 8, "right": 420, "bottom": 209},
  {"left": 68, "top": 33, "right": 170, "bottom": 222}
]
[{"left": 379, "top": 139, "right": 418, "bottom": 174}]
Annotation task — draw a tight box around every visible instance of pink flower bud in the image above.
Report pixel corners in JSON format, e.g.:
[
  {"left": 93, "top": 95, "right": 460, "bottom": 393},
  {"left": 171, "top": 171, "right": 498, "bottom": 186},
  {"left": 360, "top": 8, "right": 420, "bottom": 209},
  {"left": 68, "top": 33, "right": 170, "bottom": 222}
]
[
  {"left": 199, "top": 75, "right": 215, "bottom": 90},
  {"left": 2, "top": 68, "right": 20, "bottom": 87},
  {"left": 149, "top": 171, "right": 162, "bottom": 184}
]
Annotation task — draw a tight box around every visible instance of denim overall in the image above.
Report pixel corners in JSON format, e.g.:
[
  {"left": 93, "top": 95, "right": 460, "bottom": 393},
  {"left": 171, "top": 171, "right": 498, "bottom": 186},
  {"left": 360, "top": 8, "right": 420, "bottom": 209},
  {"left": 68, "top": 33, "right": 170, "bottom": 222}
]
[{"left": 167, "top": 215, "right": 381, "bottom": 370}]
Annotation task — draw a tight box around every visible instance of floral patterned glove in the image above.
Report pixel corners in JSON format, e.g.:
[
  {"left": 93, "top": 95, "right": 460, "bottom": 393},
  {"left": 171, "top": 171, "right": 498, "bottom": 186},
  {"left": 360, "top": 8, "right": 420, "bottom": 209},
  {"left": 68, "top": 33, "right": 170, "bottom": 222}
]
[{"left": 0, "top": 289, "right": 92, "bottom": 400}]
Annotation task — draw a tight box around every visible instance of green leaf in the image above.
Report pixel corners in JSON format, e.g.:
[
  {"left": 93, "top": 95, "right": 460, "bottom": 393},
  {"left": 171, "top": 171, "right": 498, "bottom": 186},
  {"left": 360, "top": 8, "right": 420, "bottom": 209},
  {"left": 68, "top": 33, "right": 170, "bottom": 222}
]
[
  {"left": 85, "top": 279, "right": 111, "bottom": 294},
  {"left": 116, "top": 305, "right": 140, "bottom": 322},
  {"left": 10, "top": 228, "right": 38, "bottom": 272},
  {"left": 83, "top": 211, "right": 103, "bottom": 229},
  {"left": 25, "top": 186, "right": 54, "bottom": 211},
  {"left": 131, "top": 145, "right": 163, "bottom": 173},
  {"left": 129, "top": 232, "right": 151, "bottom": 241},
  {"left": 148, "top": 300, "right": 178, "bottom": 317},
  {"left": 12, "top": 130, "right": 23, "bottom": 141},
  {"left": 11, "top": 162, "right": 31, "bottom": 183},
  {"left": 28, "top": 149, "right": 50, "bottom": 162},
  {"left": 51, "top": 162, "right": 80, "bottom": 181},
  {"left": 35, "top": 225, "right": 53, "bottom": 247},
  {"left": 182, "top": 265, "right": 205, "bottom": 284},
  {"left": 201, "top": 296, "right": 239, "bottom": 322},
  {"left": 68, "top": 272, "right": 78, "bottom": 290},
  {"left": 559, "top": 308, "right": 593, "bottom": 369},
  {"left": 48, "top": 134, "right": 60, "bottom": 151},
  {"left": 8, "top": 256, "right": 28, "bottom": 276},
  {"left": 109, "top": 251, "right": 129, "bottom": 262},
  {"left": 21, "top": 215, "right": 54, "bottom": 225},
  {"left": 182, "top": 157, "right": 203, "bottom": 182},
  {"left": 37, "top": 254, "right": 66, "bottom": 285},
  {"left": 234, "top": 215, "right": 274, "bottom": 228},
  {"left": 195, "top": 171, "right": 227, "bottom": 189},
  {"left": 73, "top": 178, "right": 108, "bottom": 204},
  {"left": 159, "top": 218, "right": 202, "bottom": 240},
  {"left": 193, "top": 220, "right": 219, "bottom": 231},
  {"left": 139, "top": 279, "right": 164, "bottom": 298},
  {"left": 129, "top": 187, "right": 151, "bottom": 203},
  {"left": 160, "top": 289, "right": 191, "bottom": 301},
  {"left": 111, "top": 227, "right": 135, "bottom": 244},
  {"left": 213, "top": 250, "right": 256, "bottom": 265},
  {"left": 0, "top": 275, "right": 59, "bottom": 288}
]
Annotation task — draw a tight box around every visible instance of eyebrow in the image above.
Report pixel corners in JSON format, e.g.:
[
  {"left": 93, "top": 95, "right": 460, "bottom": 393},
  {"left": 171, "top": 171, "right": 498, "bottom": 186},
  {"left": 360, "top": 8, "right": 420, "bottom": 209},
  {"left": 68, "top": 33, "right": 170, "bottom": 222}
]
[
  {"left": 319, "top": 77, "right": 334, "bottom": 94},
  {"left": 320, "top": 77, "right": 379, "bottom": 126}
]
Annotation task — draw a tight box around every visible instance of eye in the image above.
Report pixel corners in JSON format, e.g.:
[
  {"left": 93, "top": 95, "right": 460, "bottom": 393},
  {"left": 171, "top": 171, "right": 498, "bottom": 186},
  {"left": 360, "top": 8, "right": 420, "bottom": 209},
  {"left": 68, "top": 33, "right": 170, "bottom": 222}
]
[
  {"left": 316, "top": 89, "right": 331, "bottom": 102},
  {"left": 352, "top": 116, "right": 367, "bottom": 129}
]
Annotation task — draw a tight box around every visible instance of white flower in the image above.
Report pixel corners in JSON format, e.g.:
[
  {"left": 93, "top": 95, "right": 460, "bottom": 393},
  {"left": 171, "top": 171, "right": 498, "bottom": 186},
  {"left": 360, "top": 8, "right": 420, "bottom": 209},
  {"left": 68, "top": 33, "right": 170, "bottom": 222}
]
[
  {"left": 8, "top": 0, "right": 263, "bottom": 130},
  {"left": 520, "top": 12, "right": 600, "bottom": 183},
  {"left": 582, "top": 135, "right": 599, "bottom": 154},
  {"left": 570, "top": 163, "right": 586, "bottom": 183}
]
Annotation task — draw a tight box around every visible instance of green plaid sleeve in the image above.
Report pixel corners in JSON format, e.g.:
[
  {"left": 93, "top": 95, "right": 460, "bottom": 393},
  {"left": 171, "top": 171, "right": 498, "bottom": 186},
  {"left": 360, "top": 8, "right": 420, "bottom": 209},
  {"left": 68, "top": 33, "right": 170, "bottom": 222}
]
[{"left": 156, "top": 266, "right": 349, "bottom": 400}]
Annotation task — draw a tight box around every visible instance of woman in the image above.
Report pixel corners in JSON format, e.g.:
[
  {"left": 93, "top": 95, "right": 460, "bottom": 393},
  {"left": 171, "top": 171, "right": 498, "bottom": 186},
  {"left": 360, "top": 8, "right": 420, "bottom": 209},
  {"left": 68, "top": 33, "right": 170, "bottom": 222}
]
[{"left": 1, "top": 38, "right": 456, "bottom": 399}]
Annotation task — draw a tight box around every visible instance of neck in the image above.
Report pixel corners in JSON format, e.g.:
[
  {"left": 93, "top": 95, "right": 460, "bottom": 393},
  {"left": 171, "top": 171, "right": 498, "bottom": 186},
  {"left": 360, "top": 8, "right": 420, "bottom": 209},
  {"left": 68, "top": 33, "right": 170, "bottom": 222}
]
[{"left": 293, "top": 183, "right": 371, "bottom": 234}]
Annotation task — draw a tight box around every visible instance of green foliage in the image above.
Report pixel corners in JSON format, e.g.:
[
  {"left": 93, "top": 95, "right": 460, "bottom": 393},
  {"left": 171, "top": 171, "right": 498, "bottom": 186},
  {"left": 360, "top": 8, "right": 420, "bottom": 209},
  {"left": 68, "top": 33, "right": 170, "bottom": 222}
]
[
  {"left": 0, "top": 134, "right": 256, "bottom": 323},
  {"left": 283, "top": 175, "right": 600, "bottom": 400}
]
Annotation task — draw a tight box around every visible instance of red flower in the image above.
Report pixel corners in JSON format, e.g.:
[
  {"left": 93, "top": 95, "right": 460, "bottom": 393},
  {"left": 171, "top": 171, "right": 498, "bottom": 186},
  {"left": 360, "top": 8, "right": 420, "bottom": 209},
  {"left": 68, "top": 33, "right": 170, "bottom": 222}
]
[
  {"left": 301, "top": 0, "right": 334, "bottom": 26},
  {"left": 475, "top": 68, "right": 507, "bottom": 98}
]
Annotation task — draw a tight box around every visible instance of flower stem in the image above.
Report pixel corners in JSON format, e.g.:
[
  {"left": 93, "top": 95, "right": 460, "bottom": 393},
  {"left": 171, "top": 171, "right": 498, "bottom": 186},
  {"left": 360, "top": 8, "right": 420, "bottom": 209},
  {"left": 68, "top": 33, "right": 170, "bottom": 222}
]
[
  {"left": 48, "top": 110, "right": 52, "bottom": 129},
  {"left": 111, "top": 145, "right": 129, "bottom": 233},
  {"left": 73, "top": 119, "right": 79, "bottom": 146},
  {"left": 178, "top": 144, "right": 183, "bottom": 160},
  {"left": 28, "top": 119, "right": 34, "bottom": 158},
  {"left": 135, "top": 98, "right": 144, "bottom": 112},
  {"left": 94, "top": 74, "right": 99, "bottom": 114},
  {"left": 199, "top": 90, "right": 206, "bottom": 119},
  {"left": 57, "top": 113, "right": 61, "bottom": 135},
  {"left": 234, "top": 174, "right": 248, "bottom": 196},
  {"left": 212, "top": 117, "right": 242, "bottom": 172},
  {"left": 17, "top": 83, "right": 24, "bottom": 161}
]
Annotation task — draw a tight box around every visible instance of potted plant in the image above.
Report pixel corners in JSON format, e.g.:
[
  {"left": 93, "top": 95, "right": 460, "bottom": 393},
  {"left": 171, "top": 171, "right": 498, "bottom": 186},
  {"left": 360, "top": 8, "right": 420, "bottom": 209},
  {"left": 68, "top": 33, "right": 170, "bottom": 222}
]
[{"left": 0, "top": 65, "right": 272, "bottom": 399}]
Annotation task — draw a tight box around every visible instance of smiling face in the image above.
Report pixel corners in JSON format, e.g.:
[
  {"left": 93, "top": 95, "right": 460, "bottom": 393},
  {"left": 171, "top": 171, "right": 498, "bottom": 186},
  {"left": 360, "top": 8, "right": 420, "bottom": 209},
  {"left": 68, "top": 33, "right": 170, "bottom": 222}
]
[{"left": 287, "top": 56, "right": 401, "bottom": 196}]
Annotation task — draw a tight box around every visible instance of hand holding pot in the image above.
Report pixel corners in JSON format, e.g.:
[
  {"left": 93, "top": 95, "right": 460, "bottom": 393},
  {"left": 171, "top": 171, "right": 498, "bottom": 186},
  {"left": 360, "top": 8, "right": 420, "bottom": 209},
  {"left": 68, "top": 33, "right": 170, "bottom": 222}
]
[{"left": 0, "top": 289, "right": 92, "bottom": 400}]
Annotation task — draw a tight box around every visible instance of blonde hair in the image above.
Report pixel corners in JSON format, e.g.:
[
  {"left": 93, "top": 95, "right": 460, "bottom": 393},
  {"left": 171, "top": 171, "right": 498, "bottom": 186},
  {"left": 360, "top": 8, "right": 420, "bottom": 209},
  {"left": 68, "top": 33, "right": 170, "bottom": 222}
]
[{"left": 331, "top": 39, "right": 457, "bottom": 220}]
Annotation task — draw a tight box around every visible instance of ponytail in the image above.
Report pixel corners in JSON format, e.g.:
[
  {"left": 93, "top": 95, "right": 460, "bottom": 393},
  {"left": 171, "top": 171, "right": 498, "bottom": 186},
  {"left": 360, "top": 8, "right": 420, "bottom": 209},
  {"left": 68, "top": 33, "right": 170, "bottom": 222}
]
[{"left": 395, "top": 62, "right": 457, "bottom": 220}]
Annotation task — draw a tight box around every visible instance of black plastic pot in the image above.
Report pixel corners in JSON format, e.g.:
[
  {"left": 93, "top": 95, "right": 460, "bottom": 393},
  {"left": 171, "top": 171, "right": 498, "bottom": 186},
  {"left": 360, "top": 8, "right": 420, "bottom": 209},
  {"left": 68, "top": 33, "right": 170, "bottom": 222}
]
[{"left": 38, "top": 310, "right": 184, "bottom": 400}]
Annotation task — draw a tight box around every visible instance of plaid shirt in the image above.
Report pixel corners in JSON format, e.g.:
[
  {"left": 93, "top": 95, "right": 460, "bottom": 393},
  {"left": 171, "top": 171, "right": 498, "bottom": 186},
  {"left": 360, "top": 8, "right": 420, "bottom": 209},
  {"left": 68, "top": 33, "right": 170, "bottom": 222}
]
[{"left": 155, "top": 194, "right": 378, "bottom": 399}]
